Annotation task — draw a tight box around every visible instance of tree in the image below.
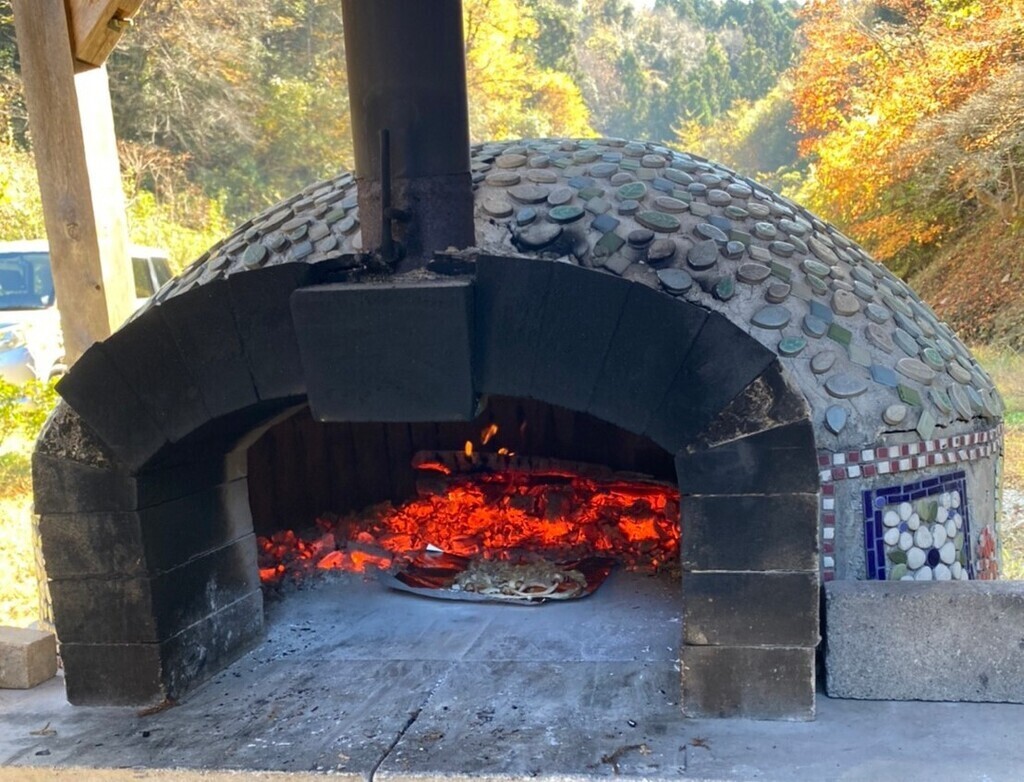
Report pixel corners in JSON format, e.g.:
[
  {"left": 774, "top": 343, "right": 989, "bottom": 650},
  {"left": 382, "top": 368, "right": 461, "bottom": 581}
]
[
  {"left": 791, "top": 0, "right": 1022, "bottom": 265},
  {"left": 464, "top": 0, "right": 593, "bottom": 140}
]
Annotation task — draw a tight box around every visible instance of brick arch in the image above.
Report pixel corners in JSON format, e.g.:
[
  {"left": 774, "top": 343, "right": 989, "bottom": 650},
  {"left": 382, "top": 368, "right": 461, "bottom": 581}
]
[{"left": 35, "top": 255, "right": 819, "bottom": 717}]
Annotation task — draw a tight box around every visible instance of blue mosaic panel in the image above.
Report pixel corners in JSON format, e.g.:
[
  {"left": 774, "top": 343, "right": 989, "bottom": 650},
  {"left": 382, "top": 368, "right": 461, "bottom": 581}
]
[{"left": 863, "top": 471, "right": 973, "bottom": 581}]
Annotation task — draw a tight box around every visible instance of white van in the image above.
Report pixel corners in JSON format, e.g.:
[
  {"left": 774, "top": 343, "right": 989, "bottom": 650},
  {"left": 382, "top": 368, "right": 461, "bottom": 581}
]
[{"left": 0, "top": 240, "right": 172, "bottom": 383}]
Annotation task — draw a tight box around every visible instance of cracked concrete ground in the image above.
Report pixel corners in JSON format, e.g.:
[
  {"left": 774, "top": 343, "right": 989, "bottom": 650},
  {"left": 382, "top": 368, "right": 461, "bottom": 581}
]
[{"left": 2, "top": 571, "right": 1023, "bottom": 781}]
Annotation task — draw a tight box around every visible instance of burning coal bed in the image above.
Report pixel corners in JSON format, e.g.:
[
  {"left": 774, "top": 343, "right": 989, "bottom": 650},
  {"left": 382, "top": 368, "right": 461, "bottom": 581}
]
[{"left": 258, "top": 447, "right": 680, "bottom": 605}]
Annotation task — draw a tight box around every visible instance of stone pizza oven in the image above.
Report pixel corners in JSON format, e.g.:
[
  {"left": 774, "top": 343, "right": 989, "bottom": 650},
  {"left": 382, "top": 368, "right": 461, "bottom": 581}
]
[{"left": 31, "top": 0, "right": 1003, "bottom": 720}]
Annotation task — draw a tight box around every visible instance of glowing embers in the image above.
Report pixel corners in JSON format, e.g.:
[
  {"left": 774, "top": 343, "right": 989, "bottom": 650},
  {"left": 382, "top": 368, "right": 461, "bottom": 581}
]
[{"left": 257, "top": 450, "right": 680, "bottom": 601}]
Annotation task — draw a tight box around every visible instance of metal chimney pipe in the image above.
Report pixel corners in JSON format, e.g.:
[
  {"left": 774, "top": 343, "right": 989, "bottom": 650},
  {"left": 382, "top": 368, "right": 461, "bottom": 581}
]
[{"left": 341, "top": 0, "right": 476, "bottom": 269}]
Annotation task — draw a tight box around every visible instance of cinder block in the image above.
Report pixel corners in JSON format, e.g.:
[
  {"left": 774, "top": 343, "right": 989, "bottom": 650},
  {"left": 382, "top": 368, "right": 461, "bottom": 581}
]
[
  {"left": 683, "top": 571, "right": 820, "bottom": 647},
  {"left": 0, "top": 626, "right": 57, "bottom": 689},
  {"left": 826, "top": 581, "right": 1024, "bottom": 703},
  {"left": 682, "top": 644, "right": 815, "bottom": 720}
]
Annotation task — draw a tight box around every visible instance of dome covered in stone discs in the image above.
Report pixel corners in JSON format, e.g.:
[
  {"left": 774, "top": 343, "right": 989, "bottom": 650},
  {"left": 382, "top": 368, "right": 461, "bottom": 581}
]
[{"left": 155, "top": 137, "right": 1002, "bottom": 450}]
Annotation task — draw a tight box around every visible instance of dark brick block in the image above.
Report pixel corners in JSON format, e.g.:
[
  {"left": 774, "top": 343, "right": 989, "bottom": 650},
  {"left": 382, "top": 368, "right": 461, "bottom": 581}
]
[
  {"left": 40, "top": 479, "right": 253, "bottom": 579},
  {"left": 61, "top": 642, "right": 165, "bottom": 706},
  {"left": 691, "top": 360, "right": 810, "bottom": 450},
  {"left": 138, "top": 478, "right": 254, "bottom": 571},
  {"left": 48, "top": 571, "right": 158, "bottom": 643},
  {"left": 683, "top": 571, "right": 819, "bottom": 647},
  {"left": 48, "top": 534, "right": 259, "bottom": 644},
  {"left": 587, "top": 282, "right": 708, "bottom": 435},
  {"left": 149, "top": 533, "right": 260, "bottom": 641},
  {"left": 157, "top": 279, "right": 259, "bottom": 420},
  {"left": 61, "top": 590, "right": 263, "bottom": 706},
  {"left": 134, "top": 452, "right": 248, "bottom": 509},
  {"left": 524, "top": 262, "right": 633, "bottom": 412},
  {"left": 228, "top": 263, "right": 312, "bottom": 401},
  {"left": 292, "top": 280, "right": 476, "bottom": 421},
  {"left": 682, "top": 645, "right": 815, "bottom": 720},
  {"left": 55, "top": 343, "right": 168, "bottom": 470},
  {"left": 32, "top": 452, "right": 136, "bottom": 514},
  {"left": 474, "top": 255, "right": 554, "bottom": 398},
  {"left": 675, "top": 420, "right": 819, "bottom": 495},
  {"left": 646, "top": 312, "right": 776, "bottom": 453},
  {"left": 102, "top": 310, "right": 210, "bottom": 443},
  {"left": 159, "top": 589, "right": 263, "bottom": 700},
  {"left": 682, "top": 494, "right": 819, "bottom": 572},
  {"left": 39, "top": 511, "right": 147, "bottom": 579}
]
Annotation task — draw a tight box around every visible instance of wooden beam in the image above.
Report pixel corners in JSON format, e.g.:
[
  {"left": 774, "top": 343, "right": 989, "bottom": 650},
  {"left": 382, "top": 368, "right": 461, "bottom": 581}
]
[
  {"left": 12, "top": 0, "right": 135, "bottom": 365},
  {"left": 65, "top": 0, "right": 144, "bottom": 70}
]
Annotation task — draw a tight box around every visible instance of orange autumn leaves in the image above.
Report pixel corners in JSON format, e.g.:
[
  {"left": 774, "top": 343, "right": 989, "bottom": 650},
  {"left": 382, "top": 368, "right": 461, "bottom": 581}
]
[{"left": 792, "top": 0, "right": 1023, "bottom": 262}]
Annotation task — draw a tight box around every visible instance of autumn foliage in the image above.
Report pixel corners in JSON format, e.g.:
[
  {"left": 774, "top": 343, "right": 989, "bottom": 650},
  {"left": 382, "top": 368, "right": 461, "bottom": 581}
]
[{"left": 791, "top": 0, "right": 1023, "bottom": 265}]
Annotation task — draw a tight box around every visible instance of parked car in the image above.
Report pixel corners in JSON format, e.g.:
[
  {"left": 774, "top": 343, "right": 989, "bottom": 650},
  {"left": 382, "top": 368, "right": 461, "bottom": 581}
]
[{"left": 0, "top": 240, "right": 172, "bottom": 383}]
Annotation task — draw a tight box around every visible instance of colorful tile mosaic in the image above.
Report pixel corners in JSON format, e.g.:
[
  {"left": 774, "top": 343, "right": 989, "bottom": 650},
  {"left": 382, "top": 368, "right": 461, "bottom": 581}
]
[
  {"left": 817, "top": 424, "right": 1003, "bottom": 484},
  {"left": 862, "top": 471, "right": 973, "bottom": 581},
  {"left": 816, "top": 424, "right": 1002, "bottom": 581}
]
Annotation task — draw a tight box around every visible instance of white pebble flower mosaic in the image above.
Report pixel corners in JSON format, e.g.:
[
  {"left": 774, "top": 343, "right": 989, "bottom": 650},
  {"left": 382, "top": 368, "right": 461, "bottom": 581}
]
[{"left": 881, "top": 490, "right": 969, "bottom": 581}]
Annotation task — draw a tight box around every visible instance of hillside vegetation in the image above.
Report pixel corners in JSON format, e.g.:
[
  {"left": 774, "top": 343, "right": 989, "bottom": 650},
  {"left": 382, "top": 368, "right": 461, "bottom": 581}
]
[{"left": 0, "top": 0, "right": 1020, "bottom": 330}]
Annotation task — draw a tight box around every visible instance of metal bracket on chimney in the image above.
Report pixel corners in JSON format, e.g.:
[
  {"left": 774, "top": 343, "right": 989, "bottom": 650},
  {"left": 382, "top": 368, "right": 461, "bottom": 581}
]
[{"left": 379, "top": 128, "right": 409, "bottom": 269}]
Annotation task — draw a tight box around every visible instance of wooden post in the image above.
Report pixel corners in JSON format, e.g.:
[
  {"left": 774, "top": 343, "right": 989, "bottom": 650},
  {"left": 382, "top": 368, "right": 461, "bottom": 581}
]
[{"left": 11, "top": 0, "right": 135, "bottom": 365}]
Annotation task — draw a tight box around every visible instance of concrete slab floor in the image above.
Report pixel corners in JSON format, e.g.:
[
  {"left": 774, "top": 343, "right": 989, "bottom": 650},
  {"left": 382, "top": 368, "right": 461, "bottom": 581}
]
[{"left": 0, "top": 571, "right": 1022, "bottom": 781}]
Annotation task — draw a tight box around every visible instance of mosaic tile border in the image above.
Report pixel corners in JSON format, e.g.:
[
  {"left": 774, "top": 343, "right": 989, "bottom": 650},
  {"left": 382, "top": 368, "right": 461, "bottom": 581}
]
[
  {"left": 862, "top": 471, "right": 972, "bottom": 581},
  {"left": 817, "top": 424, "right": 1002, "bottom": 581},
  {"left": 817, "top": 424, "right": 1002, "bottom": 484}
]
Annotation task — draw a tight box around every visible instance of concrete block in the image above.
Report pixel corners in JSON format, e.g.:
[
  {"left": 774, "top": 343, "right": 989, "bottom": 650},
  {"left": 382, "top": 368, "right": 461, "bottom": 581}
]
[
  {"left": 0, "top": 626, "right": 57, "bottom": 689},
  {"left": 826, "top": 581, "right": 1024, "bottom": 703},
  {"left": 684, "top": 571, "right": 820, "bottom": 647},
  {"left": 682, "top": 644, "right": 815, "bottom": 720}
]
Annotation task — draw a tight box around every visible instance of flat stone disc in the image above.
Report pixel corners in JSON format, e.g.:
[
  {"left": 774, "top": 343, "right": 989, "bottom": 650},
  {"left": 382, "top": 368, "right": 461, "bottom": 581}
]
[
  {"left": 896, "top": 357, "right": 937, "bottom": 385},
  {"left": 616, "top": 182, "right": 648, "bottom": 201},
  {"left": 803, "top": 314, "right": 828, "bottom": 339},
  {"left": 866, "top": 303, "right": 891, "bottom": 323},
  {"left": 547, "top": 186, "right": 574, "bottom": 206},
  {"left": 654, "top": 196, "right": 689, "bottom": 213},
  {"left": 694, "top": 223, "right": 729, "bottom": 243},
  {"left": 738, "top": 262, "right": 771, "bottom": 284},
  {"left": 486, "top": 170, "right": 522, "bottom": 187},
  {"left": 766, "top": 282, "right": 791, "bottom": 303},
  {"left": 648, "top": 238, "right": 677, "bottom": 264},
  {"left": 527, "top": 169, "right": 559, "bottom": 184},
  {"left": 495, "top": 153, "right": 528, "bottom": 169},
  {"left": 714, "top": 275, "right": 735, "bottom": 301},
  {"left": 825, "top": 373, "right": 869, "bottom": 399},
  {"left": 779, "top": 336, "right": 807, "bottom": 357},
  {"left": 883, "top": 403, "right": 908, "bottom": 426},
  {"left": 657, "top": 268, "right": 693, "bottom": 295},
  {"left": 687, "top": 240, "right": 719, "bottom": 270},
  {"left": 948, "top": 363, "right": 972, "bottom": 384},
  {"left": 482, "top": 197, "right": 513, "bottom": 218},
  {"left": 751, "top": 304, "right": 792, "bottom": 330},
  {"left": 636, "top": 210, "right": 681, "bottom": 233},
  {"left": 832, "top": 289, "right": 860, "bottom": 316},
  {"left": 549, "top": 204, "right": 585, "bottom": 224},
  {"left": 950, "top": 384, "right": 973, "bottom": 419},
  {"left": 825, "top": 405, "right": 848, "bottom": 435},
  {"left": 516, "top": 223, "right": 562, "bottom": 249},
  {"left": 866, "top": 323, "right": 895, "bottom": 353},
  {"left": 508, "top": 184, "right": 551, "bottom": 204},
  {"left": 921, "top": 347, "right": 946, "bottom": 371}
]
